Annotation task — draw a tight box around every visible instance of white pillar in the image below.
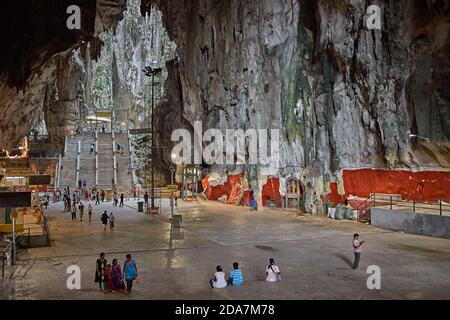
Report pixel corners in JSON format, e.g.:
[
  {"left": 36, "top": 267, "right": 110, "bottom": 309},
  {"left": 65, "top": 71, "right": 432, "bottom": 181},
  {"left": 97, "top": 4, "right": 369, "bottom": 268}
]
[
  {"left": 12, "top": 215, "right": 16, "bottom": 264},
  {"left": 75, "top": 140, "right": 81, "bottom": 185},
  {"left": 57, "top": 154, "right": 62, "bottom": 188},
  {"left": 128, "top": 130, "right": 136, "bottom": 187},
  {"left": 95, "top": 132, "right": 99, "bottom": 186},
  {"left": 112, "top": 134, "right": 117, "bottom": 187}
]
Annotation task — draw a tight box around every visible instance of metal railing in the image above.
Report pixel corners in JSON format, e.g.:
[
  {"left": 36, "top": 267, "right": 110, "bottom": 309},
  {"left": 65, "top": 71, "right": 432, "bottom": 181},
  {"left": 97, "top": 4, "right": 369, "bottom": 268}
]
[
  {"left": 371, "top": 194, "right": 450, "bottom": 216},
  {"left": 41, "top": 215, "right": 51, "bottom": 246},
  {"left": 1, "top": 241, "right": 13, "bottom": 279}
]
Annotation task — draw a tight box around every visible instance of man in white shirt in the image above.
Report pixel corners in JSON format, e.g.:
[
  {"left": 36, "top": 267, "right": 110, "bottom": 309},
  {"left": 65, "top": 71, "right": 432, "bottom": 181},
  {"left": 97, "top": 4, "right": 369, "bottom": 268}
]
[{"left": 352, "top": 233, "right": 365, "bottom": 269}]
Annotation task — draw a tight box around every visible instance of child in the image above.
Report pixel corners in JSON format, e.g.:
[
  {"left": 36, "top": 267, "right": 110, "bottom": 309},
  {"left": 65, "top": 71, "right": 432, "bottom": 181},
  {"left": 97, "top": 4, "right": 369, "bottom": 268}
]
[
  {"left": 105, "top": 264, "right": 114, "bottom": 292},
  {"left": 250, "top": 197, "right": 257, "bottom": 212},
  {"left": 228, "top": 262, "right": 244, "bottom": 286},
  {"left": 266, "top": 258, "right": 281, "bottom": 282},
  {"left": 210, "top": 266, "right": 227, "bottom": 289}
]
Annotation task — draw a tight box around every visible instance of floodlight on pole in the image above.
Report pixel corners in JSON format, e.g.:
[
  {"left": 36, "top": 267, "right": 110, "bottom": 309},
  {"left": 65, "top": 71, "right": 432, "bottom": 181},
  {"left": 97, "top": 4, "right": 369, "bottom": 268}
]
[
  {"left": 143, "top": 65, "right": 163, "bottom": 211},
  {"left": 409, "top": 134, "right": 430, "bottom": 142}
]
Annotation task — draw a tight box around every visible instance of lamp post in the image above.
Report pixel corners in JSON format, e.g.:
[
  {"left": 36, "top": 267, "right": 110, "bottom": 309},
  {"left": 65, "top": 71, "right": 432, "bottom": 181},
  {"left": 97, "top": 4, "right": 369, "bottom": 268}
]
[
  {"left": 170, "top": 153, "right": 177, "bottom": 216},
  {"left": 143, "top": 64, "right": 162, "bottom": 211}
]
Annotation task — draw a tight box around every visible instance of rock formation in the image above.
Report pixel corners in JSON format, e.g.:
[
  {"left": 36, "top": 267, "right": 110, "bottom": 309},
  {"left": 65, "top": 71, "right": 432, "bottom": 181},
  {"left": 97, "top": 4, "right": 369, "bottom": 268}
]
[
  {"left": 142, "top": 0, "right": 450, "bottom": 211},
  {"left": 0, "top": 0, "right": 126, "bottom": 151}
]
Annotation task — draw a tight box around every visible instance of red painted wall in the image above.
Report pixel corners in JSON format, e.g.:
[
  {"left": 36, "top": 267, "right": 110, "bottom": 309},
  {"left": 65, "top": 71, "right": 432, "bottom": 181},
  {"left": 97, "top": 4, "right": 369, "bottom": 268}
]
[
  {"left": 326, "top": 182, "right": 347, "bottom": 206},
  {"left": 261, "top": 178, "right": 283, "bottom": 206},
  {"left": 328, "top": 169, "right": 450, "bottom": 204},
  {"left": 202, "top": 176, "right": 222, "bottom": 200}
]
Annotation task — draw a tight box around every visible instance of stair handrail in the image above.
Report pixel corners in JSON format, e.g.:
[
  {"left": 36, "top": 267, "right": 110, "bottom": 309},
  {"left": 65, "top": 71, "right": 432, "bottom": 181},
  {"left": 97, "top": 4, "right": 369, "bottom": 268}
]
[
  {"left": 95, "top": 131, "right": 99, "bottom": 186},
  {"left": 112, "top": 132, "right": 118, "bottom": 188},
  {"left": 75, "top": 140, "right": 81, "bottom": 186}
]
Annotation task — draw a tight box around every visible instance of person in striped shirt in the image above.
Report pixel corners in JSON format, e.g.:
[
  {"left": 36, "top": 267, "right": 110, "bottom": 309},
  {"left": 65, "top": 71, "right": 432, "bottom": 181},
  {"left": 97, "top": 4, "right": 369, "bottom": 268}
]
[
  {"left": 352, "top": 234, "right": 365, "bottom": 269},
  {"left": 228, "top": 262, "right": 244, "bottom": 286}
]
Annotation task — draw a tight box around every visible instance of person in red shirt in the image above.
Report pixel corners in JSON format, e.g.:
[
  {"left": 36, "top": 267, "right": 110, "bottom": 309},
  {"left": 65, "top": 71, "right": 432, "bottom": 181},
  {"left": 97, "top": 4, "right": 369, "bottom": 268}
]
[{"left": 352, "top": 234, "right": 365, "bottom": 269}]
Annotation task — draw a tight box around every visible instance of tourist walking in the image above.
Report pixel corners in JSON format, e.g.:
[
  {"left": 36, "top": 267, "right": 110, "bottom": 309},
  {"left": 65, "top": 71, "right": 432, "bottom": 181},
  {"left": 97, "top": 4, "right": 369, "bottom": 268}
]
[
  {"left": 123, "top": 254, "right": 138, "bottom": 293},
  {"left": 266, "top": 258, "right": 281, "bottom": 282},
  {"left": 144, "top": 192, "right": 149, "bottom": 208},
  {"left": 95, "top": 253, "right": 107, "bottom": 292},
  {"left": 109, "top": 212, "right": 116, "bottom": 230},
  {"left": 88, "top": 204, "right": 93, "bottom": 223},
  {"left": 119, "top": 194, "right": 124, "bottom": 207},
  {"left": 101, "top": 211, "right": 109, "bottom": 231},
  {"left": 95, "top": 193, "right": 100, "bottom": 205},
  {"left": 210, "top": 266, "right": 227, "bottom": 289},
  {"left": 78, "top": 202, "right": 85, "bottom": 222},
  {"left": 71, "top": 204, "right": 77, "bottom": 221},
  {"left": 113, "top": 193, "right": 119, "bottom": 207},
  {"left": 250, "top": 197, "right": 257, "bottom": 212},
  {"left": 112, "top": 259, "right": 125, "bottom": 292},
  {"left": 352, "top": 234, "right": 364, "bottom": 269},
  {"left": 228, "top": 262, "right": 244, "bottom": 286}
]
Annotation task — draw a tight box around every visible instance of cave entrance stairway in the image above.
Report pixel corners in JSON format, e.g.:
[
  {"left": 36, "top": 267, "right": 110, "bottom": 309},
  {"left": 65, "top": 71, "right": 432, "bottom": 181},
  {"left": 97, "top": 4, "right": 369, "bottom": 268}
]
[
  {"left": 58, "top": 136, "right": 79, "bottom": 189},
  {"left": 114, "top": 133, "right": 132, "bottom": 194},
  {"left": 348, "top": 193, "right": 402, "bottom": 223},
  {"left": 97, "top": 133, "right": 114, "bottom": 191},
  {"left": 77, "top": 133, "right": 96, "bottom": 189}
]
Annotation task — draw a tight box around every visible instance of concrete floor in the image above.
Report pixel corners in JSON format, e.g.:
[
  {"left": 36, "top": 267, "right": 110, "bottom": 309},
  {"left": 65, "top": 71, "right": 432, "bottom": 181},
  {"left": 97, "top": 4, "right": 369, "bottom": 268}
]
[{"left": 1, "top": 199, "right": 450, "bottom": 300}]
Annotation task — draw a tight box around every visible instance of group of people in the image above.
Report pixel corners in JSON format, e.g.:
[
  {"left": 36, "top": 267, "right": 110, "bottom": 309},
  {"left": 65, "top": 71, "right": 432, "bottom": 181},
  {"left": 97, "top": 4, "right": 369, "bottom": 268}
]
[
  {"left": 95, "top": 253, "right": 138, "bottom": 294},
  {"left": 210, "top": 259, "right": 281, "bottom": 289},
  {"left": 209, "top": 234, "right": 365, "bottom": 290},
  {"left": 113, "top": 192, "right": 124, "bottom": 207},
  {"left": 90, "top": 235, "right": 364, "bottom": 295},
  {"left": 69, "top": 201, "right": 94, "bottom": 223}
]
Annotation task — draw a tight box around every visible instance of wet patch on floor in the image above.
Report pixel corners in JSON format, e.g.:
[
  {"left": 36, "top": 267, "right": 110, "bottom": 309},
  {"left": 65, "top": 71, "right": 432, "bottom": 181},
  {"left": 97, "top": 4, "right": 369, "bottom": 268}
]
[{"left": 255, "top": 245, "right": 274, "bottom": 251}]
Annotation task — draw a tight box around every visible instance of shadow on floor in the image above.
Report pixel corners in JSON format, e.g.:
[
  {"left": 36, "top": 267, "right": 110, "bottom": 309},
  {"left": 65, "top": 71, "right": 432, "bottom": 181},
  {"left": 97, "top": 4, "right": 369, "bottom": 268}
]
[{"left": 335, "top": 253, "right": 353, "bottom": 268}]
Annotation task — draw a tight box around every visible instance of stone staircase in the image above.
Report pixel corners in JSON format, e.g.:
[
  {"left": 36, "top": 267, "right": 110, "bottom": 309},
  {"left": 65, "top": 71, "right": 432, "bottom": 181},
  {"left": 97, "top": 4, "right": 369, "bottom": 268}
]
[
  {"left": 97, "top": 133, "right": 114, "bottom": 190},
  {"left": 59, "top": 136, "right": 78, "bottom": 189},
  {"left": 58, "top": 132, "right": 130, "bottom": 193},
  {"left": 115, "top": 133, "right": 132, "bottom": 194},
  {"left": 78, "top": 133, "right": 96, "bottom": 189}
]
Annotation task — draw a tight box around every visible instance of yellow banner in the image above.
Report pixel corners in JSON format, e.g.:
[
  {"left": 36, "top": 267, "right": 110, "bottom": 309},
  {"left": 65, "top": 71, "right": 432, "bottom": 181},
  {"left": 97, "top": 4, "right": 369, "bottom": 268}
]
[{"left": 96, "top": 111, "right": 113, "bottom": 117}]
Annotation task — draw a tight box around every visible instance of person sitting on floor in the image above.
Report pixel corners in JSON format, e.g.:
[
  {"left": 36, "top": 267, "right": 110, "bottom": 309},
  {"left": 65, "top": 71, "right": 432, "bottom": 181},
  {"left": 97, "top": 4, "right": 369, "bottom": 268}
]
[
  {"left": 210, "top": 266, "right": 227, "bottom": 289},
  {"left": 228, "top": 262, "right": 244, "bottom": 286}
]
